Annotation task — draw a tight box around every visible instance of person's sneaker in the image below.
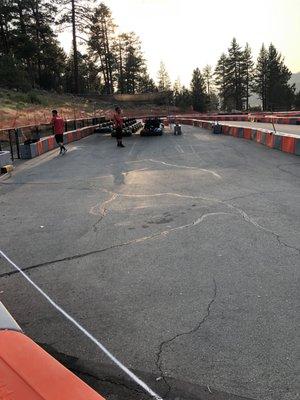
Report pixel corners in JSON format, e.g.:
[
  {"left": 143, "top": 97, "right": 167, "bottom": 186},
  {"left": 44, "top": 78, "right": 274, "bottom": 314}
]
[
  {"left": 117, "top": 143, "right": 120, "bottom": 147},
  {"left": 120, "top": 143, "right": 125, "bottom": 147}
]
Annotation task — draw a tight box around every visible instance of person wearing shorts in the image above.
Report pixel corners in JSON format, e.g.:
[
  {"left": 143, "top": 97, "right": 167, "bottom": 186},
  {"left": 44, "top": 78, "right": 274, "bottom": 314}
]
[
  {"left": 51, "top": 110, "right": 67, "bottom": 155},
  {"left": 113, "top": 106, "right": 125, "bottom": 147}
]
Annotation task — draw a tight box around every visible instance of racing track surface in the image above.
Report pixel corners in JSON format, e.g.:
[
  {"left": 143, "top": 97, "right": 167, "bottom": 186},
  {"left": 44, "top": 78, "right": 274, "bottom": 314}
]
[{"left": 0, "top": 126, "right": 299, "bottom": 400}]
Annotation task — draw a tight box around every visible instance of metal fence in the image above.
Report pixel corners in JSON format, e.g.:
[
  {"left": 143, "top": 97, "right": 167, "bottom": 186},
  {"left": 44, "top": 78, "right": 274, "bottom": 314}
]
[{"left": 0, "top": 116, "right": 106, "bottom": 161}]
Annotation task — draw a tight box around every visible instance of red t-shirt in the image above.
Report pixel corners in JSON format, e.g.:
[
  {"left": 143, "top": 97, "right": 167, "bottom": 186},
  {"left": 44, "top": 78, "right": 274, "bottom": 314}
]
[
  {"left": 113, "top": 113, "right": 123, "bottom": 128},
  {"left": 52, "top": 116, "right": 64, "bottom": 135}
]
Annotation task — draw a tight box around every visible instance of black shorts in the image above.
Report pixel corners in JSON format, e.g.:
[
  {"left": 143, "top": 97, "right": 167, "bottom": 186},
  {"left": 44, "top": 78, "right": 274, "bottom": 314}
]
[
  {"left": 116, "top": 126, "right": 123, "bottom": 139},
  {"left": 55, "top": 134, "right": 64, "bottom": 144}
]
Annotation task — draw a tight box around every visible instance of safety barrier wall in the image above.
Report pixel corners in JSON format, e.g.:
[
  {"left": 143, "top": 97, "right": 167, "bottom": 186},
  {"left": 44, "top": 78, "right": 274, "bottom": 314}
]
[
  {"left": 19, "top": 125, "right": 98, "bottom": 159},
  {"left": 176, "top": 119, "right": 300, "bottom": 156},
  {"left": 173, "top": 114, "right": 300, "bottom": 125},
  {"left": 0, "top": 301, "right": 105, "bottom": 399}
]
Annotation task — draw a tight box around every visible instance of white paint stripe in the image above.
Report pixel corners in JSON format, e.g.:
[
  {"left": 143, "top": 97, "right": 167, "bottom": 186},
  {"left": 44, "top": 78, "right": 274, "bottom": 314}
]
[
  {"left": 148, "top": 159, "right": 221, "bottom": 179},
  {"left": 0, "top": 250, "right": 163, "bottom": 400},
  {"left": 129, "top": 142, "right": 137, "bottom": 156},
  {"left": 177, "top": 144, "right": 184, "bottom": 154}
]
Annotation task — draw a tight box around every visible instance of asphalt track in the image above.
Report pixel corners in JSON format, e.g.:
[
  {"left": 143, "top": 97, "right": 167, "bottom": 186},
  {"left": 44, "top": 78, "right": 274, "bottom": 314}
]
[
  {"left": 216, "top": 120, "right": 300, "bottom": 136},
  {"left": 0, "top": 126, "right": 299, "bottom": 400}
]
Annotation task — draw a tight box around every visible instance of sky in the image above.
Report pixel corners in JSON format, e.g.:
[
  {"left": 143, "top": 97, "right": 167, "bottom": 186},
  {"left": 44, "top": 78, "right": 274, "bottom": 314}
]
[{"left": 58, "top": 0, "right": 300, "bottom": 86}]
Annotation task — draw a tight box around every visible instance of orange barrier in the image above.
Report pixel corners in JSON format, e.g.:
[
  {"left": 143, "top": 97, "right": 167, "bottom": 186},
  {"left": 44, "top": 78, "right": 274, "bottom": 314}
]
[
  {"left": 175, "top": 118, "right": 299, "bottom": 156},
  {"left": 0, "top": 330, "right": 105, "bottom": 400},
  {"left": 282, "top": 136, "right": 296, "bottom": 153},
  {"left": 266, "top": 132, "right": 275, "bottom": 148},
  {"left": 19, "top": 125, "right": 97, "bottom": 159}
]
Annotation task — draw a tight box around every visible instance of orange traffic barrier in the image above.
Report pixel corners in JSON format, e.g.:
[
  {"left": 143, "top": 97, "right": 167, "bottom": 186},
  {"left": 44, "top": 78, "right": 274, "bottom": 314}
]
[
  {"left": 243, "top": 128, "right": 252, "bottom": 140},
  {"left": 281, "top": 136, "right": 296, "bottom": 153},
  {"left": 266, "top": 132, "right": 275, "bottom": 148},
  {"left": 0, "top": 330, "right": 105, "bottom": 400}
]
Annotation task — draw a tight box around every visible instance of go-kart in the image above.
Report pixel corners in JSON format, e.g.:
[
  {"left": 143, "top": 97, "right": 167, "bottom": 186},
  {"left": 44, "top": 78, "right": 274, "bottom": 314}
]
[{"left": 140, "top": 118, "right": 164, "bottom": 136}]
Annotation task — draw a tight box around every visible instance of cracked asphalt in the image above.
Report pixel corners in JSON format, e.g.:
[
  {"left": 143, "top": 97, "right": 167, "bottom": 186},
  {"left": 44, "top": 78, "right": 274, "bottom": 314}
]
[{"left": 0, "top": 125, "right": 299, "bottom": 400}]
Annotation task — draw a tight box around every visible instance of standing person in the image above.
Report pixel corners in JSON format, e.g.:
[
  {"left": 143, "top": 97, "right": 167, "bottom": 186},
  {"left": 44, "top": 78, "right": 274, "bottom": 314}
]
[
  {"left": 51, "top": 110, "right": 67, "bottom": 155},
  {"left": 113, "top": 106, "right": 125, "bottom": 147}
]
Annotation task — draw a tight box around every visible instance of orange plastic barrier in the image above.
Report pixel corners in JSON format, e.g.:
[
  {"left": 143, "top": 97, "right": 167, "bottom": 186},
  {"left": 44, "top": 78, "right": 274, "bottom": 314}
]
[
  {"left": 282, "top": 136, "right": 296, "bottom": 153},
  {"left": 0, "top": 330, "right": 105, "bottom": 400},
  {"left": 266, "top": 132, "right": 275, "bottom": 148}
]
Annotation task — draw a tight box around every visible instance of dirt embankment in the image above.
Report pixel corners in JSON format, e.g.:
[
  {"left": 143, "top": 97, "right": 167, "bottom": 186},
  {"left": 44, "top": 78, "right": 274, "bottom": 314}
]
[{"left": 0, "top": 89, "right": 182, "bottom": 130}]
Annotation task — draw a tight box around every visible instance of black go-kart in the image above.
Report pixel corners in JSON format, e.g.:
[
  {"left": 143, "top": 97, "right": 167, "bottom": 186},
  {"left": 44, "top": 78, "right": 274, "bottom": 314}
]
[{"left": 140, "top": 118, "right": 164, "bottom": 136}]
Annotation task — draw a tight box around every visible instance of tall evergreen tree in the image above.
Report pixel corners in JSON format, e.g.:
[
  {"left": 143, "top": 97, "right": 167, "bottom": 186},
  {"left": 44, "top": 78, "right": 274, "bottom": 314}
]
[
  {"left": 252, "top": 44, "right": 268, "bottom": 110},
  {"left": 190, "top": 68, "right": 206, "bottom": 112},
  {"left": 123, "top": 32, "right": 146, "bottom": 94},
  {"left": 203, "top": 65, "right": 213, "bottom": 95},
  {"left": 266, "top": 44, "right": 294, "bottom": 110},
  {"left": 214, "top": 53, "right": 229, "bottom": 110},
  {"left": 157, "top": 62, "right": 171, "bottom": 91},
  {"left": 173, "top": 77, "right": 182, "bottom": 105},
  {"left": 226, "top": 38, "right": 244, "bottom": 110},
  {"left": 242, "top": 43, "right": 254, "bottom": 110},
  {"left": 253, "top": 43, "right": 294, "bottom": 110},
  {"left": 137, "top": 72, "right": 156, "bottom": 93},
  {"left": 56, "top": 0, "right": 94, "bottom": 93},
  {"left": 88, "top": 3, "right": 116, "bottom": 94}
]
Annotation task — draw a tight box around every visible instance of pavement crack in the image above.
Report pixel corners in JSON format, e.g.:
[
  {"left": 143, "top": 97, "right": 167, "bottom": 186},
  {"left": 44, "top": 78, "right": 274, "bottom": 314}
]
[
  {"left": 90, "top": 193, "right": 118, "bottom": 231},
  {"left": 0, "top": 214, "right": 231, "bottom": 278},
  {"left": 226, "top": 203, "right": 300, "bottom": 255},
  {"left": 72, "top": 368, "right": 149, "bottom": 397},
  {"left": 155, "top": 279, "right": 217, "bottom": 397}
]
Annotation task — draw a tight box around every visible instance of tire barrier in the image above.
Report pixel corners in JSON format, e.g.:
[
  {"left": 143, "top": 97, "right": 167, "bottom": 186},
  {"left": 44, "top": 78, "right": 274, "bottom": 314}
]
[
  {"left": 110, "top": 118, "right": 142, "bottom": 137},
  {"left": 19, "top": 125, "right": 98, "bottom": 159},
  {"left": 175, "top": 119, "right": 300, "bottom": 156}
]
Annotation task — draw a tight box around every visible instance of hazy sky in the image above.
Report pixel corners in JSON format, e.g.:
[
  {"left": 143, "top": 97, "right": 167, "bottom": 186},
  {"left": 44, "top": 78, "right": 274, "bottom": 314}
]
[{"left": 58, "top": 0, "right": 300, "bottom": 86}]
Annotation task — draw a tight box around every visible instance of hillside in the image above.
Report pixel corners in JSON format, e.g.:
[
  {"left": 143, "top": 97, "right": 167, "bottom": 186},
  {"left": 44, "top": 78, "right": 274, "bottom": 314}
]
[{"left": 0, "top": 89, "right": 178, "bottom": 130}]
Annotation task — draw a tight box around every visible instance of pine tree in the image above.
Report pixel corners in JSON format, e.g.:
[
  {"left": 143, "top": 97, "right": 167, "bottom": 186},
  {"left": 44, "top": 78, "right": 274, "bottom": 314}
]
[
  {"left": 157, "top": 62, "right": 171, "bottom": 91},
  {"left": 203, "top": 65, "right": 213, "bottom": 95},
  {"left": 176, "top": 86, "right": 192, "bottom": 110},
  {"left": 241, "top": 43, "right": 254, "bottom": 110},
  {"left": 226, "top": 38, "right": 244, "bottom": 110},
  {"left": 214, "top": 53, "right": 229, "bottom": 110},
  {"left": 88, "top": 3, "right": 116, "bottom": 94},
  {"left": 266, "top": 44, "right": 294, "bottom": 110},
  {"left": 173, "top": 77, "right": 182, "bottom": 105},
  {"left": 123, "top": 32, "right": 146, "bottom": 94},
  {"left": 253, "top": 43, "right": 294, "bottom": 111},
  {"left": 137, "top": 72, "right": 156, "bottom": 93},
  {"left": 190, "top": 68, "right": 206, "bottom": 112},
  {"left": 56, "top": 0, "right": 94, "bottom": 94},
  {"left": 252, "top": 44, "right": 268, "bottom": 110}
]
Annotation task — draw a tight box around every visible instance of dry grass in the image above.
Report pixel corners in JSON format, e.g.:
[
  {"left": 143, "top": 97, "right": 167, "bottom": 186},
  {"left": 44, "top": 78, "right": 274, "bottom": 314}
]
[{"left": 0, "top": 89, "right": 179, "bottom": 130}]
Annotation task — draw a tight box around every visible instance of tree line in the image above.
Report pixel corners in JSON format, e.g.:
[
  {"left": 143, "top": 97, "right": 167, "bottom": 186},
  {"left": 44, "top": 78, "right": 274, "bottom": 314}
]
[
  {"left": 0, "top": 0, "right": 155, "bottom": 94},
  {"left": 0, "top": 2, "right": 299, "bottom": 111},
  {"left": 158, "top": 38, "right": 298, "bottom": 112}
]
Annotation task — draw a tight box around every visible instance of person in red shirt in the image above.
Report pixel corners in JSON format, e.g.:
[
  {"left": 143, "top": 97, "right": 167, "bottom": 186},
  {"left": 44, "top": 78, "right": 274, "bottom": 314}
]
[
  {"left": 51, "top": 110, "right": 67, "bottom": 155},
  {"left": 113, "top": 106, "right": 125, "bottom": 147}
]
